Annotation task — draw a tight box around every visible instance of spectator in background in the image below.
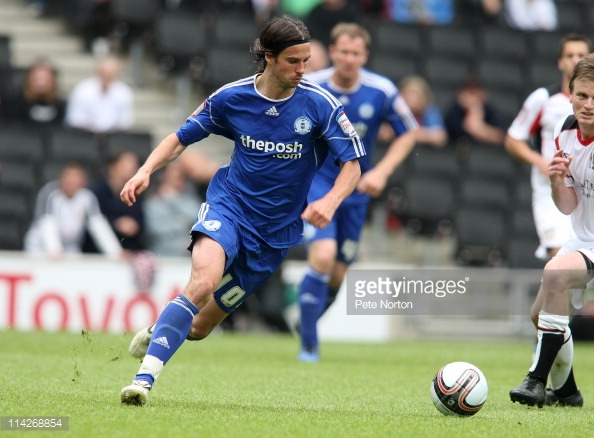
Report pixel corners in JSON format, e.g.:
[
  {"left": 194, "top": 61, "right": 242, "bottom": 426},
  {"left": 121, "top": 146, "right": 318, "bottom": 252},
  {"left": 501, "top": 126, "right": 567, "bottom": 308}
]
[
  {"left": 398, "top": 75, "right": 448, "bottom": 147},
  {"left": 304, "top": 0, "right": 360, "bottom": 47},
  {"left": 251, "top": 0, "right": 281, "bottom": 26},
  {"left": 444, "top": 76, "right": 505, "bottom": 146},
  {"left": 144, "top": 156, "right": 218, "bottom": 257},
  {"left": 388, "top": 0, "right": 455, "bottom": 25},
  {"left": 504, "top": 0, "right": 558, "bottom": 32},
  {"left": 92, "top": 151, "right": 144, "bottom": 252},
  {"left": 91, "top": 150, "right": 155, "bottom": 292},
  {"left": 65, "top": 55, "right": 134, "bottom": 134},
  {"left": 456, "top": 0, "right": 502, "bottom": 26},
  {"left": 307, "top": 39, "right": 330, "bottom": 73},
  {"left": 280, "top": 0, "right": 321, "bottom": 17},
  {"left": 24, "top": 162, "right": 122, "bottom": 259},
  {"left": 55, "top": 0, "right": 115, "bottom": 54},
  {"left": 3, "top": 59, "right": 66, "bottom": 126}
]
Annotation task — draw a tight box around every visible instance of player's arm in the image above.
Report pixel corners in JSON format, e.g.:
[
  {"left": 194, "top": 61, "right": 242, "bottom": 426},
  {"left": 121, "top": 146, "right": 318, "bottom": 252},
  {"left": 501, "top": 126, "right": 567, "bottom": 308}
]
[
  {"left": 504, "top": 134, "right": 549, "bottom": 175},
  {"left": 120, "top": 133, "right": 186, "bottom": 206},
  {"left": 505, "top": 87, "right": 549, "bottom": 174},
  {"left": 358, "top": 129, "right": 417, "bottom": 197},
  {"left": 549, "top": 148, "right": 576, "bottom": 215},
  {"left": 302, "top": 158, "right": 361, "bottom": 229}
]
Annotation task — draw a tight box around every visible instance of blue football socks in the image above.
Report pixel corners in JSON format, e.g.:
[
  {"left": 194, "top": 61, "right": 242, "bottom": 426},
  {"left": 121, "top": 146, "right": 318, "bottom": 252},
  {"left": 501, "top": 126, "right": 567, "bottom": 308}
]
[
  {"left": 298, "top": 268, "right": 330, "bottom": 351},
  {"left": 135, "top": 295, "right": 199, "bottom": 385}
]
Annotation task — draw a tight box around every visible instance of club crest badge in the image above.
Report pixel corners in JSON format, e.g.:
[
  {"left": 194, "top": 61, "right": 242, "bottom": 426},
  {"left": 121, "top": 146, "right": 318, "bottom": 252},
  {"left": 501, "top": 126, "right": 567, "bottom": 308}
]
[
  {"left": 294, "top": 116, "right": 312, "bottom": 135},
  {"left": 202, "top": 220, "right": 221, "bottom": 232}
]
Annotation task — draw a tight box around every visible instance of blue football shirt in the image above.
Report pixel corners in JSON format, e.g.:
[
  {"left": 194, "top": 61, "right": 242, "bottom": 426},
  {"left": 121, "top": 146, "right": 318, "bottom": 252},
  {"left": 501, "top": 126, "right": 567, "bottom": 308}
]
[
  {"left": 176, "top": 75, "right": 366, "bottom": 247},
  {"left": 306, "top": 67, "right": 418, "bottom": 199}
]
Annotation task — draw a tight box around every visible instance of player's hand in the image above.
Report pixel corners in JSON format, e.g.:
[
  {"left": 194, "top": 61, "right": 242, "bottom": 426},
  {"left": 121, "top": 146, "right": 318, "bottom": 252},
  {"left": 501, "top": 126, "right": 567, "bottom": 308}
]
[
  {"left": 301, "top": 197, "right": 338, "bottom": 229},
  {"left": 357, "top": 168, "right": 388, "bottom": 198},
  {"left": 548, "top": 148, "right": 571, "bottom": 181},
  {"left": 120, "top": 172, "right": 150, "bottom": 206}
]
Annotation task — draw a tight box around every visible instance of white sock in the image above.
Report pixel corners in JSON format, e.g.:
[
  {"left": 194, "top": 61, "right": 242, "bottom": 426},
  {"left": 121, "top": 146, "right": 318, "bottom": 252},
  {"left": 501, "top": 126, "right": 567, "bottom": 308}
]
[{"left": 138, "top": 354, "right": 164, "bottom": 381}]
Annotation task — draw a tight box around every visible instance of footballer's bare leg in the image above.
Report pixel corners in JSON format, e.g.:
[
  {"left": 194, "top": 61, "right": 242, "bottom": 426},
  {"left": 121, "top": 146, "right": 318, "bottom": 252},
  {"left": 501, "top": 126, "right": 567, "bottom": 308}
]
[{"left": 188, "top": 298, "right": 229, "bottom": 340}]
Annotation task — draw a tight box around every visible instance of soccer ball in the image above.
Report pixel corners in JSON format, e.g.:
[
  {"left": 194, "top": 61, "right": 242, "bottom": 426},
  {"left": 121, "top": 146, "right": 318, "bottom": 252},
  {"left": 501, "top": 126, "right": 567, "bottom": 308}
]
[{"left": 430, "top": 361, "right": 488, "bottom": 417}]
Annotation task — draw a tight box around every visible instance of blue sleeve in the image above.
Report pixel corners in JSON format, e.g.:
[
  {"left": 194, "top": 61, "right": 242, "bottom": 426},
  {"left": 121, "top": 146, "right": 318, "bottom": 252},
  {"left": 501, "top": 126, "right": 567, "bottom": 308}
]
[
  {"left": 176, "top": 96, "right": 233, "bottom": 146},
  {"left": 386, "top": 93, "right": 419, "bottom": 136},
  {"left": 323, "top": 108, "right": 366, "bottom": 164}
]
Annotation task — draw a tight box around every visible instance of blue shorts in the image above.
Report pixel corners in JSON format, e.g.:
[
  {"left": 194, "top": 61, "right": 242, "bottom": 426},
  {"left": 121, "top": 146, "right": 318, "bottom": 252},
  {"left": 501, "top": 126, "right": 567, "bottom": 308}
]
[
  {"left": 304, "top": 180, "right": 369, "bottom": 265},
  {"left": 190, "top": 202, "right": 288, "bottom": 313}
]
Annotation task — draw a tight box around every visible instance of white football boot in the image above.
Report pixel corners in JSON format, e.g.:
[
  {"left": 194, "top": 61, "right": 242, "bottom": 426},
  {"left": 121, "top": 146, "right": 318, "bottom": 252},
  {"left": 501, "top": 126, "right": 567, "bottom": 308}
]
[
  {"left": 120, "top": 380, "right": 151, "bottom": 406},
  {"left": 128, "top": 323, "right": 155, "bottom": 359}
]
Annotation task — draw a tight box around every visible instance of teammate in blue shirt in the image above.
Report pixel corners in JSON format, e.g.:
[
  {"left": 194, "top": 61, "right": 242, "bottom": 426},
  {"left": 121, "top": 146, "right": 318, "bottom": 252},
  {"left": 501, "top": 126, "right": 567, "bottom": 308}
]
[
  {"left": 120, "top": 15, "right": 365, "bottom": 405},
  {"left": 297, "top": 23, "right": 418, "bottom": 362}
]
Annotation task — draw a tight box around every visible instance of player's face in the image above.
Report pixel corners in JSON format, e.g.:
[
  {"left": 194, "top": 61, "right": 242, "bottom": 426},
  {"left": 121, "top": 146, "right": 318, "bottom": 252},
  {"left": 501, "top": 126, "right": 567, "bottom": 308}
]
[
  {"left": 570, "top": 78, "right": 594, "bottom": 139},
  {"left": 558, "top": 41, "right": 590, "bottom": 78},
  {"left": 268, "top": 43, "right": 310, "bottom": 90},
  {"left": 329, "top": 35, "right": 369, "bottom": 84},
  {"left": 60, "top": 168, "right": 87, "bottom": 198}
]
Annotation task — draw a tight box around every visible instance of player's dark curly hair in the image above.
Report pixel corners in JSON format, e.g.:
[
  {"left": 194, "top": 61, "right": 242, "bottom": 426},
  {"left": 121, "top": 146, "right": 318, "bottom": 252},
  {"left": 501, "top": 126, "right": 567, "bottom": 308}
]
[{"left": 251, "top": 15, "right": 310, "bottom": 74}]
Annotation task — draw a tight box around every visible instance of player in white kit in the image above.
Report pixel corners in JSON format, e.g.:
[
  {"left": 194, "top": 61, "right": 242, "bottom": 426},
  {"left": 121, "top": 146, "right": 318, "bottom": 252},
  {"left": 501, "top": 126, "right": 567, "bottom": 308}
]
[
  {"left": 505, "top": 33, "right": 591, "bottom": 323},
  {"left": 510, "top": 53, "right": 594, "bottom": 408}
]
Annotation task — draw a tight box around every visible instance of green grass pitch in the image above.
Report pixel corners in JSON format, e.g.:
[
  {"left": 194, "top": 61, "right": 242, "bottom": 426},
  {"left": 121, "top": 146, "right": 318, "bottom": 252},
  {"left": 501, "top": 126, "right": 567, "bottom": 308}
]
[{"left": 1, "top": 329, "right": 594, "bottom": 437}]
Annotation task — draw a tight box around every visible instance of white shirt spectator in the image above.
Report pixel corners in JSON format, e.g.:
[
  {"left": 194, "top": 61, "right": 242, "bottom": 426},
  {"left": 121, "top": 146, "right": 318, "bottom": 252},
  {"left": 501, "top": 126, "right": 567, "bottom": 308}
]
[
  {"left": 65, "top": 56, "right": 134, "bottom": 133},
  {"left": 24, "top": 165, "right": 123, "bottom": 258},
  {"left": 504, "top": 0, "right": 558, "bottom": 31}
]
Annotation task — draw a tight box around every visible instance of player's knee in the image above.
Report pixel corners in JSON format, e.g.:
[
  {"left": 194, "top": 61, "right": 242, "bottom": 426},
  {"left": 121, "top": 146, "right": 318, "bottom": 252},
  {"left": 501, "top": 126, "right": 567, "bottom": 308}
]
[
  {"left": 185, "top": 277, "right": 220, "bottom": 306},
  {"left": 309, "top": 252, "right": 335, "bottom": 274},
  {"left": 542, "top": 264, "right": 571, "bottom": 293}
]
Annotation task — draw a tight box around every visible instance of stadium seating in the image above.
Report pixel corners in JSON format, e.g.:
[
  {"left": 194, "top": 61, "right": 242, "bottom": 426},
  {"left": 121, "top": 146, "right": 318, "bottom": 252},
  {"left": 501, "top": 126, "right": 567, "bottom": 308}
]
[
  {"left": 0, "top": 66, "right": 26, "bottom": 103},
  {"left": 425, "top": 25, "right": 476, "bottom": 59},
  {"left": 0, "top": 160, "right": 38, "bottom": 195},
  {"left": 46, "top": 128, "right": 101, "bottom": 175},
  {"left": 110, "top": 0, "right": 161, "bottom": 85},
  {"left": 0, "top": 34, "right": 11, "bottom": 70},
  {"left": 393, "top": 173, "right": 456, "bottom": 236},
  {"left": 454, "top": 206, "right": 507, "bottom": 266},
  {"left": 527, "top": 59, "right": 562, "bottom": 91},
  {"left": 456, "top": 177, "right": 510, "bottom": 212},
  {"left": 0, "top": 218, "right": 25, "bottom": 250},
  {"left": 527, "top": 31, "right": 565, "bottom": 63},
  {"left": 556, "top": 1, "right": 586, "bottom": 32},
  {"left": 0, "top": 125, "right": 45, "bottom": 164},
  {"left": 476, "top": 58, "right": 525, "bottom": 96},
  {"left": 370, "top": 54, "right": 418, "bottom": 86},
  {"left": 212, "top": 11, "right": 259, "bottom": 51},
  {"left": 422, "top": 56, "right": 471, "bottom": 90},
  {"left": 104, "top": 131, "right": 153, "bottom": 163},
  {"left": 462, "top": 144, "right": 517, "bottom": 181},
  {"left": 371, "top": 21, "right": 424, "bottom": 58},
  {"left": 404, "top": 143, "right": 459, "bottom": 180},
  {"left": 154, "top": 10, "right": 207, "bottom": 75},
  {"left": 477, "top": 25, "right": 529, "bottom": 62},
  {"left": 202, "top": 46, "right": 255, "bottom": 95}
]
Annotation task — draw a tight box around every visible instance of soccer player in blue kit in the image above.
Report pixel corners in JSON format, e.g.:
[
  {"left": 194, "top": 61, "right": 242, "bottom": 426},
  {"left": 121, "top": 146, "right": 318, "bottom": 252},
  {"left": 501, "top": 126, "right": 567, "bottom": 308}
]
[
  {"left": 119, "top": 15, "right": 365, "bottom": 405},
  {"left": 297, "top": 23, "right": 418, "bottom": 362}
]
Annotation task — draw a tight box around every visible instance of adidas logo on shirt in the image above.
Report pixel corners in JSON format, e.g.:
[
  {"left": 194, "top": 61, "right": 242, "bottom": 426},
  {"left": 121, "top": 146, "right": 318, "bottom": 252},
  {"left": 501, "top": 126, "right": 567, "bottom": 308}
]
[
  {"left": 265, "top": 106, "right": 279, "bottom": 117},
  {"left": 152, "top": 336, "right": 170, "bottom": 349}
]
